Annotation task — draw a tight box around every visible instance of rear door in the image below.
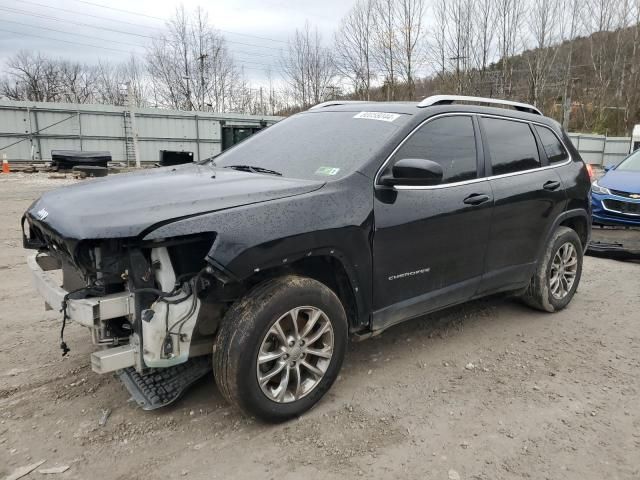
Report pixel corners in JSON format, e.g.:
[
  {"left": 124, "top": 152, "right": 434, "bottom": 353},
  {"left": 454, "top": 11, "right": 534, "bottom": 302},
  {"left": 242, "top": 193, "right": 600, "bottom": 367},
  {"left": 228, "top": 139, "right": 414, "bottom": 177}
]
[
  {"left": 372, "top": 114, "right": 493, "bottom": 330},
  {"left": 478, "top": 116, "right": 567, "bottom": 293}
]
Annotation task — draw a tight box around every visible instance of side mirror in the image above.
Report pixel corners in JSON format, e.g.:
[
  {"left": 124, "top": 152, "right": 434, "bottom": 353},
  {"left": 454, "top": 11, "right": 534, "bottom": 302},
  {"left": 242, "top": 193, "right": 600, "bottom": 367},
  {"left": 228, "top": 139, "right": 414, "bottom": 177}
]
[
  {"left": 380, "top": 158, "right": 443, "bottom": 187},
  {"left": 603, "top": 165, "right": 613, "bottom": 172}
]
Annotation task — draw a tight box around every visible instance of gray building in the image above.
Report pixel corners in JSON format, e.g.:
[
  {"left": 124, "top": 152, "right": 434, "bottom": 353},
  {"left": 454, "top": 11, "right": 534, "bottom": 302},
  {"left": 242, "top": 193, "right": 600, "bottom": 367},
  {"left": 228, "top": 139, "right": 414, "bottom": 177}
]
[{"left": 0, "top": 99, "right": 281, "bottom": 164}]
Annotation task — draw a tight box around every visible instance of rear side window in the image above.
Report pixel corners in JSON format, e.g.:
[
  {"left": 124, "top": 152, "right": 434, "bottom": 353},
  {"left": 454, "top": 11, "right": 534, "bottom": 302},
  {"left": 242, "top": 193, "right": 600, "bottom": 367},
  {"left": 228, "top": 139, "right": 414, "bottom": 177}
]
[
  {"left": 482, "top": 117, "right": 540, "bottom": 175},
  {"left": 534, "top": 125, "right": 569, "bottom": 163},
  {"left": 393, "top": 116, "right": 477, "bottom": 183}
]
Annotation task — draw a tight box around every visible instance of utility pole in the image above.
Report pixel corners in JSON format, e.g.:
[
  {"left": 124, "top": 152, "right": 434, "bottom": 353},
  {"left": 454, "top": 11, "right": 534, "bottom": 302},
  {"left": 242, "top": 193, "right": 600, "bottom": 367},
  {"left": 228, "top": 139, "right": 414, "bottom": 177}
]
[
  {"left": 259, "top": 87, "right": 264, "bottom": 114},
  {"left": 450, "top": 55, "right": 467, "bottom": 94},
  {"left": 183, "top": 43, "right": 192, "bottom": 111},
  {"left": 562, "top": 77, "right": 579, "bottom": 131},
  {"left": 198, "top": 53, "right": 208, "bottom": 111},
  {"left": 125, "top": 82, "right": 141, "bottom": 168}
]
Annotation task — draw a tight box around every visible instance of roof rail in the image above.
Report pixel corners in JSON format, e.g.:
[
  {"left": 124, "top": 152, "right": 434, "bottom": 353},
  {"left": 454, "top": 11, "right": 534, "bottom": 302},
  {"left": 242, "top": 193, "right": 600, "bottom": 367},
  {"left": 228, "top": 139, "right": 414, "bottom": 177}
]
[
  {"left": 309, "top": 100, "right": 368, "bottom": 110},
  {"left": 418, "top": 95, "right": 542, "bottom": 116}
]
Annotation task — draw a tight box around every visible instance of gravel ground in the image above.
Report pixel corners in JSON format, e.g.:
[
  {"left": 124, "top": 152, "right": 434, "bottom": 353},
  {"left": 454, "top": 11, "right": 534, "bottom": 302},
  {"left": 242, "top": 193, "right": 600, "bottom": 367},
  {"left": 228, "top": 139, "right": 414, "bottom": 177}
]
[{"left": 1, "top": 173, "right": 639, "bottom": 480}]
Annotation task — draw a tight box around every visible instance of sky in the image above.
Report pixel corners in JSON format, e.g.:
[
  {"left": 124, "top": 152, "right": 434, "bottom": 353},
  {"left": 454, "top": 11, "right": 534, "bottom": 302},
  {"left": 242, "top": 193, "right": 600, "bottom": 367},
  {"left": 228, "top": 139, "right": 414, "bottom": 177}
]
[{"left": 0, "top": 0, "right": 355, "bottom": 86}]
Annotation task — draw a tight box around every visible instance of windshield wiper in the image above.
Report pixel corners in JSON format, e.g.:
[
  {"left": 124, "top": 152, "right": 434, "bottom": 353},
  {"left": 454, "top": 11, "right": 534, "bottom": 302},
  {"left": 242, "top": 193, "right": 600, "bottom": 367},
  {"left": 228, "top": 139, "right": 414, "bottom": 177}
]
[{"left": 223, "top": 165, "right": 282, "bottom": 176}]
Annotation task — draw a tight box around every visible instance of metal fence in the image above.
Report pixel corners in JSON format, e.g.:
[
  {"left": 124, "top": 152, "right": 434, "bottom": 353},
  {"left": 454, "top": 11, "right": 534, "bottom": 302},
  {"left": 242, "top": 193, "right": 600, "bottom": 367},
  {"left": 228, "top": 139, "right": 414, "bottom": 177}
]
[
  {"left": 567, "top": 133, "right": 632, "bottom": 167},
  {"left": 0, "top": 99, "right": 281, "bottom": 164},
  {"left": 1, "top": 100, "right": 634, "bottom": 169}
]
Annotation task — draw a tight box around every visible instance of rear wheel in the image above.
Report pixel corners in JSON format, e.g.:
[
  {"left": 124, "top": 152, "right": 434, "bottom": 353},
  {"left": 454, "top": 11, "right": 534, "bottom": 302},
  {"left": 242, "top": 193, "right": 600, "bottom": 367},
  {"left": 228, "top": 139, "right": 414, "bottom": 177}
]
[
  {"left": 213, "top": 275, "right": 347, "bottom": 421},
  {"left": 522, "top": 226, "right": 583, "bottom": 312}
]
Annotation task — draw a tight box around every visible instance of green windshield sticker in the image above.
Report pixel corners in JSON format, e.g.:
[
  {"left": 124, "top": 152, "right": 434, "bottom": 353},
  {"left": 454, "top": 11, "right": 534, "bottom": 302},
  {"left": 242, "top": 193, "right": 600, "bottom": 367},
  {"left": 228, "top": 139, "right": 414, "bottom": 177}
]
[{"left": 315, "top": 166, "right": 340, "bottom": 176}]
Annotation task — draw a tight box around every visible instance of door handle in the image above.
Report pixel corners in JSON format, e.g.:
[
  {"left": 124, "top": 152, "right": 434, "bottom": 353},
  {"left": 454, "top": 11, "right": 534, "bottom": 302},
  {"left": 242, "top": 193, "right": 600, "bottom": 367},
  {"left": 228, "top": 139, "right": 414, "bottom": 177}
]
[
  {"left": 463, "top": 193, "right": 491, "bottom": 205},
  {"left": 543, "top": 180, "right": 561, "bottom": 191}
]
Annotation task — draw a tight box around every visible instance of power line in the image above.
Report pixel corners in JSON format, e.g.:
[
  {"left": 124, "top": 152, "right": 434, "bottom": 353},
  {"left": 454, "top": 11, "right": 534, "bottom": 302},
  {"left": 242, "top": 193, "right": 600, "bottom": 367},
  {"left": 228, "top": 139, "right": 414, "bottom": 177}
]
[
  {"left": 0, "top": 14, "right": 282, "bottom": 61},
  {"left": 0, "top": 26, "right": 283, "bottom": 75},
  {"left": 0, "top": 18, "right": 148, "bottom": 49},
  {"left": 68, "top": 0, "right": 289, "bottom": 44},
  {"left": 0, "top": 5, "right": 155, "bottom": 40},
  {"left": 13, "top": 0, "right": 165, "bottom": 32},
  {"left": 0, "top": 4, "right": 288, "bottom": 53},
  {"left": 0, "top": 26, "right": 134, "bottom": 54},
  {"left": 0, "top": 4, "right": 288, "bottom": 70}
]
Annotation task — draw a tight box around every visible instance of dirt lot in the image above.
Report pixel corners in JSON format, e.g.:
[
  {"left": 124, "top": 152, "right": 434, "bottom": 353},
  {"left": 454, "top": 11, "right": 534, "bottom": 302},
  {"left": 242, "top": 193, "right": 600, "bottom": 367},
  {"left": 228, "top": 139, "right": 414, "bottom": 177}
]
[{"left": 1, "top": 173, "right": 639, "bottom": 480}]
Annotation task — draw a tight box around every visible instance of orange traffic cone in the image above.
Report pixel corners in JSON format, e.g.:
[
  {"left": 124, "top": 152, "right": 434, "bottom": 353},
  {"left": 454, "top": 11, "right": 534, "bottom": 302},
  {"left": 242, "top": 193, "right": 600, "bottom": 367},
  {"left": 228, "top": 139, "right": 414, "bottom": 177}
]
[{"left": 1, "top": 159, "right": 9, "bottom": 174}]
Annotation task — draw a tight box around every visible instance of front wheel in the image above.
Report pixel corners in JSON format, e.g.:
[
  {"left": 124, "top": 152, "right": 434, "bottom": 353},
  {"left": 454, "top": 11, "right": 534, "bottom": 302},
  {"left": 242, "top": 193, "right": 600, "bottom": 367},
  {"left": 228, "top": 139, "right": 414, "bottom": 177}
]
[
  {"left": 213, "top": 275, "right": 348, "bottom": 422},
  {"left": 522, "top": 226, "right": 583, "bottom": 312}
]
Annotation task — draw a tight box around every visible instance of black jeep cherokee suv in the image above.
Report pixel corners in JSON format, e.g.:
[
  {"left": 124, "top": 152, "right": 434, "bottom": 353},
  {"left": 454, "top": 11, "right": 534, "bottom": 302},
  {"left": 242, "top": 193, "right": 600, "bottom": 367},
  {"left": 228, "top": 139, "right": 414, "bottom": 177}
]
[{"left": 23, "top": 95, "right": 591, "bottom": 421}]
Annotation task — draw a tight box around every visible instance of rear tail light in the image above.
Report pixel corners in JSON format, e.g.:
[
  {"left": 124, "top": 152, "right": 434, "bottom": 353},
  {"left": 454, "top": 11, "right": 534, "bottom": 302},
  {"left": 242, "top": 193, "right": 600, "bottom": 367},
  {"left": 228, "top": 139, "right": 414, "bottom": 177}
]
[{"left": 586, "top": 163, "right": 595, "bottom": 180}]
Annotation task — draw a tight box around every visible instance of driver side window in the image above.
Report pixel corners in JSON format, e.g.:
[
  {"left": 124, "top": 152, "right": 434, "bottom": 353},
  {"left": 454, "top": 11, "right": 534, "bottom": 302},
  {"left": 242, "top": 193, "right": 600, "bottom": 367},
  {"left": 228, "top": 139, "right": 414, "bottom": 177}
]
[{"left": 392, "top": 115, "right": 478, "bottom": 184}]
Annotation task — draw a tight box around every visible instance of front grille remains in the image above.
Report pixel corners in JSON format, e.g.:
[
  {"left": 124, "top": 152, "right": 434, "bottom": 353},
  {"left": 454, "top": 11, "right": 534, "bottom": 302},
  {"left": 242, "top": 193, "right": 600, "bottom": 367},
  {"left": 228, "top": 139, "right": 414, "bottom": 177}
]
[
  {"left": 610, "top": 188, "right": 640, "bottom": 199},
  {"left": 604, "top": 199, "right": 640, "bottom": 216}
]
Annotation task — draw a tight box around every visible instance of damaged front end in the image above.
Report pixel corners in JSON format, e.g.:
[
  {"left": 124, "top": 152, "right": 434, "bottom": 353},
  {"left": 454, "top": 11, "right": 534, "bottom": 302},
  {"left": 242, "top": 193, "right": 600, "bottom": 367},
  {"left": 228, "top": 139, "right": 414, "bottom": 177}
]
[{"left": 24, "top": 216, "right": 227, "bottom": 408}]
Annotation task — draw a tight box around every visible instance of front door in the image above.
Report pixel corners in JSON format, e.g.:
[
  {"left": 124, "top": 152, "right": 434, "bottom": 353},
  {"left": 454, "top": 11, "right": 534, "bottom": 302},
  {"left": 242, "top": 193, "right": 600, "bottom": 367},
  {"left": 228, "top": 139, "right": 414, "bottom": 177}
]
[{"left": 372, "top": 115, "right": 493, "bottom": 330}]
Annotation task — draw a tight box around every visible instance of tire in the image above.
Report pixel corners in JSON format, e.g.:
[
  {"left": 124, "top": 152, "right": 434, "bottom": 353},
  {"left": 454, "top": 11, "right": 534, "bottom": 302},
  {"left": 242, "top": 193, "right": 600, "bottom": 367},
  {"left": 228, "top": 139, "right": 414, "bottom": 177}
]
[
  {"left": 522, "top": 226, "right": 583, "bottom": 312},
  {"left": 213, "top": 275, "right": 348, "bottom": 422}
]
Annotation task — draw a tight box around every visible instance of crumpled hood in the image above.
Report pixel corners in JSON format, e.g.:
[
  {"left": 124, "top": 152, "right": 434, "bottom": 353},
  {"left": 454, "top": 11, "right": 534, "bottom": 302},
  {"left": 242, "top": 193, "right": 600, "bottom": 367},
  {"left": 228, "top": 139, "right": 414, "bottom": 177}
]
[
  {"left": 599, "top": 169, "right": 640, "bottom": 193},
  {"left": 26, "top": 163, "right": 325, "bottom": 239}
]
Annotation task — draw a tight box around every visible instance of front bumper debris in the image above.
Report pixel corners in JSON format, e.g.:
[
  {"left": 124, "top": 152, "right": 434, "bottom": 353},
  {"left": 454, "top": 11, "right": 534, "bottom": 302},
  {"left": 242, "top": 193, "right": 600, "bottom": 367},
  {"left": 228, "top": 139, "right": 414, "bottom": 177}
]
[
  {"left": 27, "top": 253, "right": 133, "bottom": 330},
  {"left": 119, "top": 356, "right": 212, "bottom": 410},
  {"left": 91, "top": 345, "right": 137, "bottom": 374},
  {"left": 28, "top": 253, "right": 138, "bottom": 373}
]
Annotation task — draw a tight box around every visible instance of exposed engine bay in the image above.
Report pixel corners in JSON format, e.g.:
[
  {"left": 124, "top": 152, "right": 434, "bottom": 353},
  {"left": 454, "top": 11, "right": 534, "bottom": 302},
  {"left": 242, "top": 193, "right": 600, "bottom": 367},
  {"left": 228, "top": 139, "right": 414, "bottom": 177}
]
[{"left": 24, "top": 221, "right": 237, "bottom": 408}]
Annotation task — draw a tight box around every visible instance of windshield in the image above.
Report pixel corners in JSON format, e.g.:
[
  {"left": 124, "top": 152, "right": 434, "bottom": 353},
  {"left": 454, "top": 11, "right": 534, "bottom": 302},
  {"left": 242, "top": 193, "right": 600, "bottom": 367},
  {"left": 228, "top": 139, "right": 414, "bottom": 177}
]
[
  {"left": 212, "top": 111, "right": 409, "bottom": 180},
  {"left": 617, "top": 150, "right": 640, "bottom": 171}
]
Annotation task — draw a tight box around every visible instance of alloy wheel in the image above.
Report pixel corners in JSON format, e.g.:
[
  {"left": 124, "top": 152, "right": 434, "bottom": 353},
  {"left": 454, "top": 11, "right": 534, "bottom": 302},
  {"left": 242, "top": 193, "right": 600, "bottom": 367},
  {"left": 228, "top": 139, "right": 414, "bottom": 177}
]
[
  {"left": 549, "top": 242, "right": 578, "bottom": 300},
  {"left": 256, "top": 306, "right": 334, "bottom": 403}
]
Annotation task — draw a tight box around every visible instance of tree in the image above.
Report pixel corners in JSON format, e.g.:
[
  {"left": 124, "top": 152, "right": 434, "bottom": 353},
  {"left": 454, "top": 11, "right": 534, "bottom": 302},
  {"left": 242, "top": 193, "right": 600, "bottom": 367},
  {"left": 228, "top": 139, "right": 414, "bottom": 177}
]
[
  {"left": 446, "top": 0, "right": 474, "bottom": 94},
  {"left": 146, "top": 6, "right": 239, "bottom": 112},
  {"left": 280, "top": 21, "right": 335, "bottom": 108},
  {"left": 373, "top": 0, "right": 399, "bottom": 100},
  {"left": 430, "top": 0, "right": 449, "bottom": 81},
  {"left": 94, "top": 57, "right": 147, "bottom": 107},
  {"left": 1, "top": 51, "right": 61, "bottom": 102},
  {"left": 57, "top": 61, "right": 97, "bottom": 104},
  {"left": 526, "top": 0, "right": 561, "bottom": 107},
  {"left": 472, "top": 0, "right": 497, "bottom": 94},
  {"left": 496, "top": 0, "right": 525, "bottom": 97},
  {"left": 395, "top": 0, "right": 426, "bottom": 98},
  {"left": 334, "top": 0, "right": 376, "bottom": 100},
  {"left": 559, "top": 0, "right": 582, "bottom": 129}
]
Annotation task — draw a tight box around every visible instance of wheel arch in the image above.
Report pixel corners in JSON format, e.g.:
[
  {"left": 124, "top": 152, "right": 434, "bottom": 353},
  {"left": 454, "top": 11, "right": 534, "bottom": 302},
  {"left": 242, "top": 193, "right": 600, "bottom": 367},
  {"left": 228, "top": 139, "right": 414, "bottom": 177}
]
[
  {"left": 235, "top": 252, "right": 367, "bottom": 332},
  {"left": 537, "top": 209, "right": 591, "bottom": 264},
  {"left": 559, "top": 215, "right": 590, "bottom": 250}
]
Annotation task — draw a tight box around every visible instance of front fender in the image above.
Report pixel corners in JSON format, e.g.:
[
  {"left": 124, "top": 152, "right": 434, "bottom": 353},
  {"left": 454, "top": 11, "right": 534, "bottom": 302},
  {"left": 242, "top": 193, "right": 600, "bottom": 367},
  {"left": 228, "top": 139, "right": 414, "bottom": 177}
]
[{"left": 143, "top": 173, "right": 375, "bottom": 326}]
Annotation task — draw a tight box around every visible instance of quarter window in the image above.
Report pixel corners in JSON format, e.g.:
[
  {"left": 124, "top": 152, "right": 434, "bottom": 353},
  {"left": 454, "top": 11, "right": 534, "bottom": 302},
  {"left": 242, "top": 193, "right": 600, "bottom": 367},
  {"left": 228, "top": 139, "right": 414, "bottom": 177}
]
[
  {"left": 392, "top": 116, "right": 477, "bottom": 183},
  {"left": 534, "top": 125, "right": 569, "bottom": 164},
  {"left": 483, "top": 118, "right": 540, "bottom": 175}
]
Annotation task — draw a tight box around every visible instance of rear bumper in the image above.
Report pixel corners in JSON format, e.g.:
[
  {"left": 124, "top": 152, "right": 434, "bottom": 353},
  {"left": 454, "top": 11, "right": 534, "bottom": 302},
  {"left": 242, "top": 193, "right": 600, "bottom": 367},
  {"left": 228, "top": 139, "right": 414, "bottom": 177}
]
[{"left": 27, "top": 253, "right": 133, "bottom": 328}]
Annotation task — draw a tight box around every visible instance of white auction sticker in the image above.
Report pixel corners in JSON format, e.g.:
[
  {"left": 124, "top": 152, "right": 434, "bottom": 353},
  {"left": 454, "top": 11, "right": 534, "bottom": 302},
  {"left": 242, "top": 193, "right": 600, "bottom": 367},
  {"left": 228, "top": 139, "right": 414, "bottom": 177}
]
[{"left": 353, "top": 111, "right": 401, "bottom": 122}]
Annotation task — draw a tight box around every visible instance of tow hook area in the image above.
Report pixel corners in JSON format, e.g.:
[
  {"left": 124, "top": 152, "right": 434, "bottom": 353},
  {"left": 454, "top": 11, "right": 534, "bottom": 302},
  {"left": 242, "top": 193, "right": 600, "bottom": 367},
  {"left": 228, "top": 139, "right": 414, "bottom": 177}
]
[
  {"left": 118, "top": 356, "right": 212, "bottom": 410},
  {"left": 91, "top": 345, "right": 136, "bottom": 374}
]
